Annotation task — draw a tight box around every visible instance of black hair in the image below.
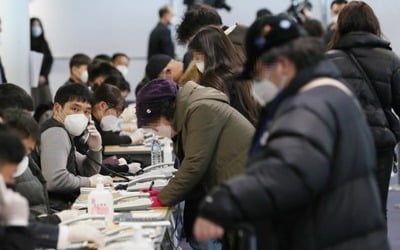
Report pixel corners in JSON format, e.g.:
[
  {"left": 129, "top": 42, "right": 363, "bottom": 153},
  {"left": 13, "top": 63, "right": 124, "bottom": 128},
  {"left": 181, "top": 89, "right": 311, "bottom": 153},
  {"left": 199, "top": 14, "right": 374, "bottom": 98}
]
[
  {"left": 93, "top": 84, "right": 124, "bottom": 112},
  {"left": 261, "top": 37, "right": 325, "bottom": 71},
  {"left": 256, "top": 8, "right": 272, "bottom": 19},
  {"left": 189, "top": 25, "right": 259, "bottom": 126},
  {"left": 93, "top": 54, "right": 112, "bottom": 64},
  {"left": 0, "top": 83, "right": 34, "bottom": 112},
  {"left": 328, "top": 1, "right": 381, "bottom": 49},
  {"left": 54, "top": 84, "right": 92, "bottom": 106},
  {"left": 176, "top": 4, "right": 222, "bottom": 44},
  {"left": 0, "top": 108, "right": 39, "bottom": 141},
  {"left": 69, "top": 53, "right": 91, "bottom": 69},
  {"left": 159, "top": 5, "right": 171, "bottom": 18},
  {"left": 104, "top": 76, "right": 131, "bottom": 92},
  {"left": 88, "top": 62, "right": 123, "bottom": 83},
  {"left": 303, "top": 19, "right": 324, "bottom": 38},
  {"left": 33, "top": 103, "right": 53, "bottom": 123},
  {"left": 0, "top": 124, "right": 25, "bottom": 164},
  {"left": 331, "top": 0, "right": 348, "bottom": 8},
  {"left": 112, "top": 53, "right": 129, "bottom": 62}
]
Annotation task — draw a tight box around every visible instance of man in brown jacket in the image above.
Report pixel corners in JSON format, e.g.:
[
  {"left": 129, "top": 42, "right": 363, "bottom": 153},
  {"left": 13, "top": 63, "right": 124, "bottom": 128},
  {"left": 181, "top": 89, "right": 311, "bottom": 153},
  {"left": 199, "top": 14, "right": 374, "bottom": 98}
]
[{"left": 136, "top": 78, "right": 254, "bottom": 249}]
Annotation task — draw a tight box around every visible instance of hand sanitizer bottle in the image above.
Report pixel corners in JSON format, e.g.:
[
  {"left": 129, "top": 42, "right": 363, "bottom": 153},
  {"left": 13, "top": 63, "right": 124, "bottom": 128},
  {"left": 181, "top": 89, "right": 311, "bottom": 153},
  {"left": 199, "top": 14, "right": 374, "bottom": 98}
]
[{"left": 88, "top": 176, "right": 114, "bottom": 225}]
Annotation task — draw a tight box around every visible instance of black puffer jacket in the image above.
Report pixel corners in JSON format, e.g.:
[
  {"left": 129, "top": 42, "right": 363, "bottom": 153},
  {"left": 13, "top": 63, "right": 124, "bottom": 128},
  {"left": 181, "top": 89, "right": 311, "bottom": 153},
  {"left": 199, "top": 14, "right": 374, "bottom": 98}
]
[
  {"left": 198, "top": 61, "right": 389, "bottom": 250},
  {"left": 327, "top": 31, "right": 400, "bottom": 152}
]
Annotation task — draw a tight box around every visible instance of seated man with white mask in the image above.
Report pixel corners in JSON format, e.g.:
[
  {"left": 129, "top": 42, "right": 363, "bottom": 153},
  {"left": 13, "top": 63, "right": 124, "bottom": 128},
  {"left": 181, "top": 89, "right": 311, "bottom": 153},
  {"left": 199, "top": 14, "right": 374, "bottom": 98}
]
[
  {"left": 63, "top": 53, "right": 91, "bottom": 86},
  {"left": 112, "top": 53, "right": 130, "bottom": 78},
  {"left": 38, "top": 84, "right": 112, "bottom": 211}
]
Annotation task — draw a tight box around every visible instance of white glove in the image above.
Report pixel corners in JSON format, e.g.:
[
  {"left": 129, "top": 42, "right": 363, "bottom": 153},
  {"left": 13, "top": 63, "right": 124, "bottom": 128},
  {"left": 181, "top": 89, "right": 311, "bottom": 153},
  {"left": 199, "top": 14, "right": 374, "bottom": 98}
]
[
  {"left": 89, "top": 174, "right": 113, "bottom": 187},
  {"left": 118, "top": 158, "right": 128, "bottom": 166},
  {"left": 127, "top": 163, "right": 142, "bottom": 174},
  {"left": 87, "top": 122, "right": 102, "bottom": 152},
  {"left": 128, "top": 129, "right": 145, "bottom": 144},
  {"left": 58, "top": 225, "right": 104, "bottom": 249},
  {"left": 55, "top": 209, "right": 79, "bottom": 222},
  {"left": 121, "top": 123, "right": 137, "bottom": 133},
  {"left": 0, "top": 176, "right": 29, "bottom": 226}
]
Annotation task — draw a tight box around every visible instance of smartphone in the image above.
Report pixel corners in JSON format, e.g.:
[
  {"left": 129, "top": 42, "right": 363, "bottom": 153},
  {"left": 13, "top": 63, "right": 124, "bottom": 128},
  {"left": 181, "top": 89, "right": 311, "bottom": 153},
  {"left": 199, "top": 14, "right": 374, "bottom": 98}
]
[{"left": 80, "top": 116, "right": 93, "bottom": 144}]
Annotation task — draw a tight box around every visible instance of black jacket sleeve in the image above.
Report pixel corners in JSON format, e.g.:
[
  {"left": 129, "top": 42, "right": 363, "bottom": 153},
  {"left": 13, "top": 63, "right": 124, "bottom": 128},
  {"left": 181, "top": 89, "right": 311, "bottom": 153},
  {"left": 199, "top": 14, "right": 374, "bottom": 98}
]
[
  {"left": 0, "top": 226, "right": 35, "bottom": 250},
  {"left": 29, "top": 222, "right": 59, "bottom": 249},
  {"left": 35, "top": 214, "right": 61, "bottom": 225},
  {"left": 40, "top": 41, "right": 53, "bottom": 78},
  {"left": 199, "top": 107, "right": 335, "bottom": 227},
  {"left": 101, "top": 130, "right": 132, "bottom": 146}
]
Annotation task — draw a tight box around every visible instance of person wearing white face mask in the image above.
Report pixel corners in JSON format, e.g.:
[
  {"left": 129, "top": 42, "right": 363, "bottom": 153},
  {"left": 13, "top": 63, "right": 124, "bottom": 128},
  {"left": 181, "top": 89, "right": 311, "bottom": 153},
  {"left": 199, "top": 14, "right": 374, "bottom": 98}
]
[
  {"left": 92, "top": 84, "right": 144, "bottom": 146},
  {"left": 188, "top": 25, "right": 260, "bottom": 127},
  {"left": 30, "top": 17, "right": 53, "bottom": 108},
  {"left": 323, "top": 0, "right": 348, "bottom": 44},
  {"left": 136, "top": 78, "right": 254, "bottom": 249},
  {"left": 192, "top": 15, "right": 388, "bottom": 250},
  {"left": 112, "top": 53, "right": 130, "bottom": 78},
  {"left": 0, "top": 124, "right": 105, "bottom": 250},
  {"left": 38, "top": 84, "right": 112, "bottom": 211},
  {"left": 64, "top": 53, "right": 91, "bottom": 86}
]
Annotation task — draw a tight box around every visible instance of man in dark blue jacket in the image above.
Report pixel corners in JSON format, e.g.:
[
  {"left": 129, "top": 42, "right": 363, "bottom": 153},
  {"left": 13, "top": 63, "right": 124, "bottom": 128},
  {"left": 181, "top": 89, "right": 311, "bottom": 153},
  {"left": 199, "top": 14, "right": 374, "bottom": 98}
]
[{"left": 147, "top": 5, "right": 175, "bottom": 60}]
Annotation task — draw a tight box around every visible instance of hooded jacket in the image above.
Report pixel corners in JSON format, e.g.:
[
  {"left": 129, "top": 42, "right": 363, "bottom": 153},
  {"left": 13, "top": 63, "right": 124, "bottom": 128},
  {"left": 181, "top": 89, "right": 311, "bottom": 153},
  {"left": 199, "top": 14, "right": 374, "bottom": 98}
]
[
  {"left": 198, "top": 61, "right": 388, "bottom": 250},
  {"left": 158, "top": 81, "right": 255, "bottom": 205}
]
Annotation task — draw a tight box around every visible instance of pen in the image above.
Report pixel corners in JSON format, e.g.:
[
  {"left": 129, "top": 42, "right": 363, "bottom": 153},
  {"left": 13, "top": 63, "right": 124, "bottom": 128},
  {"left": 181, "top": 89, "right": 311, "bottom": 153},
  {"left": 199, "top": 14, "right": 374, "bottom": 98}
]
[{"left": 149, "top": 180, "right": 155, "bottom": 191}]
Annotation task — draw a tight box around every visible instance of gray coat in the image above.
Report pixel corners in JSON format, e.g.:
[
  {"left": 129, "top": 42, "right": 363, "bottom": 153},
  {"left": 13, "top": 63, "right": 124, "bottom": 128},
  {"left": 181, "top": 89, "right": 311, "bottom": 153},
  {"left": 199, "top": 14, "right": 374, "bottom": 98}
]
[{"left": 14, "top": 157, "right": 50, "bottom": 219}]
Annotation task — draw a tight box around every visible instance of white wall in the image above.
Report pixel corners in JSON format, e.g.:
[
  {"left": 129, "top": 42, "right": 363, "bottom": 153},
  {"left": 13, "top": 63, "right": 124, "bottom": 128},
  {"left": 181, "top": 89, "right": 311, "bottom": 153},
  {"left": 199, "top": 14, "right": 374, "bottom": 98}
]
[
  {"left": 0, "top": 0, "right": 30, "bottom": 92},
  {"left": 28, "top": 0, "right": 400, "bottom": 101}
]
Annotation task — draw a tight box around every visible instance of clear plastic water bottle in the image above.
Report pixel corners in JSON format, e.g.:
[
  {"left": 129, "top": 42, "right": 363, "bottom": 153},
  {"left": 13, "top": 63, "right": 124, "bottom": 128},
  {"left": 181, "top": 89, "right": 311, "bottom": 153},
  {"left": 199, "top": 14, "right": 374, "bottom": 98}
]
[{"left": 151, "top": 137, "right": 162, "bottom": 165}]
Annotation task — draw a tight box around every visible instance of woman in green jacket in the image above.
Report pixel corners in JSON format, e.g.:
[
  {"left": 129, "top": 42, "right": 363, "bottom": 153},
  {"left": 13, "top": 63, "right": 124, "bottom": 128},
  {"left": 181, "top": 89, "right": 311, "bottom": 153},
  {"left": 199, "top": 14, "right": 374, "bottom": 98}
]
[{"left": 136, "top": 78, "right": 255, "bottom": 250}]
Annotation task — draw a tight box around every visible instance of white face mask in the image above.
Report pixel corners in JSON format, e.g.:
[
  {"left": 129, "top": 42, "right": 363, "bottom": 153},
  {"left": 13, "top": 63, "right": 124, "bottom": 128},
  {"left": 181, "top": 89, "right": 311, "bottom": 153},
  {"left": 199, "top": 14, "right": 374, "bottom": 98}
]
[
  {"left": 332, "top": 15, "right": 338, "bottom": 23},
  {"left": 80, "top": 70, "right": 89, "bottom": 83},
  {"left": 252, "top": 79, "right": 278, "bottom": 106},
  {"left": 195, "top": 61, "right": 205, "bottom": 73},
  {"left": 14, "top": 156, "right": 29, "bottom": 178},
  {"left": 100, "top": 115, "right": 122, "bottom": 132},
  {"left": 32, "top": 25, "right": 42, "bottom": 38},
  {"left": 116, "top": 65, "right": 129, "bottom": 77},
  {"left": 154, "top": 125, "right": 173, "bottom": 139},
  {"left": 64, "top": 113, "right": 89, "bottom": 136}
]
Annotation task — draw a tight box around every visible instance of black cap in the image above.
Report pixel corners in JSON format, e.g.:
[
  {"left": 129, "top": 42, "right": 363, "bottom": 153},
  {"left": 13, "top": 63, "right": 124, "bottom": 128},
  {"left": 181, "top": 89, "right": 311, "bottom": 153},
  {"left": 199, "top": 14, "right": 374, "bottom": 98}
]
[
  {"left": 241, "top": 14, "right": 304, "bottom": 79},
  {"left": 146, "top": 54, "right": 173, "bottom": 80}
]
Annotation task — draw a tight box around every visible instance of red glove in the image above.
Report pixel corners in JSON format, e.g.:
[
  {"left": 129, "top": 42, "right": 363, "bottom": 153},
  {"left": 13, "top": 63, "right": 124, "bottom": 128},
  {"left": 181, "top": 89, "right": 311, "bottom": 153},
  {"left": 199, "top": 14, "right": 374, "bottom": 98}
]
[
  {"left": 140, "top": 188, "right": 160, "bottom": 197},
  {"left": 150, "top": 196, "right": 164, "bottom": 208}
]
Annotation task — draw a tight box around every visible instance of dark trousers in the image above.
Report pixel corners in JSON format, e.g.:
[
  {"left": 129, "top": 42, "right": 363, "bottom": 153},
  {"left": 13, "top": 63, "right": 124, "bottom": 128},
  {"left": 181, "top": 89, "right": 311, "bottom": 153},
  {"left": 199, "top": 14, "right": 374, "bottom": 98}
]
[{"left": 376, "top": 150, "right": 394, "bottom": 219}]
